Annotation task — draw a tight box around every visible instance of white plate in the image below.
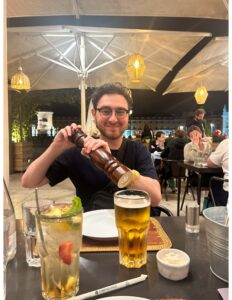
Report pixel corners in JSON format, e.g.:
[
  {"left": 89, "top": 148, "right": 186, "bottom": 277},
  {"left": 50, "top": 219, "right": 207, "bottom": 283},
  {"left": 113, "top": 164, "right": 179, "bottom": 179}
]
[
  {"left": 83, "top": 209, "right": 118, "bottom": 240},
  {"left": 98, "top": 297, "right": 148, "bottom": 300}
]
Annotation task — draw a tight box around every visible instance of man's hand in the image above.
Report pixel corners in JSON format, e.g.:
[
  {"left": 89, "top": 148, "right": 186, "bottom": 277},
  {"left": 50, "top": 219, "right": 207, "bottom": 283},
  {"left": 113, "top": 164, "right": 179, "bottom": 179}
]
[
  {"left": 52, "top": 123, "right": 81, "bottom": 151},
  {"left": 81, "top": 136, "right": 111, "bottom": 157}
]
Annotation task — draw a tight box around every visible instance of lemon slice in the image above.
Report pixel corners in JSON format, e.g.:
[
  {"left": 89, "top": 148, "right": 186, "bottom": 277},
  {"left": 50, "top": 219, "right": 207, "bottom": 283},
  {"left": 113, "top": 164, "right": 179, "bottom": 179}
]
[
  {"left": 43, "top": 207, "right": 62, "bottom": 217},
  {"left": 65, "top": 276, "right": 76, "bottom": 291}
]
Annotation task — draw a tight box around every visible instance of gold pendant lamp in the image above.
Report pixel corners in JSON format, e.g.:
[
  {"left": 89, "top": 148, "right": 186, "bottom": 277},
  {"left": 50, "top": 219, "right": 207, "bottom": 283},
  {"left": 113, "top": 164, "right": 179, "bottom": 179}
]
[
  {"left": 11, "top": 66, "right": 31, "bottom": 92},
  {"left": 194, "top": 86, "right": 208, "bottom": 104},
  {"left": 127, "top": 53, "right": 145, "bottom": 83}
]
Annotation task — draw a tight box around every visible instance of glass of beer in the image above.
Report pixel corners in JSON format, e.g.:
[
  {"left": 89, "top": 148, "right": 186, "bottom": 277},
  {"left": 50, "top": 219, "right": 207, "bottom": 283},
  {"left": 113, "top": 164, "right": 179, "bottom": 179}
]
[
  {"left": 114, "top": 189, "right": 151, "bottom": 268},
  {"left": 36, "top": 200, "right": 83, "bottom": 299}
]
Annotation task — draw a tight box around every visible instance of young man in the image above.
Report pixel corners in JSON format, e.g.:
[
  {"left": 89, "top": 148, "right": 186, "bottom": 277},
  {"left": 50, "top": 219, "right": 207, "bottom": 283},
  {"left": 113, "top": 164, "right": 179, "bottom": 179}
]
[
  {"left": 187, "top": 108, "right": 206, "bottom": 137},
  {"left": 22, "top": 83, "right": 161, "bottom": 211},
  {"left": 149, "top": 131, "right": 166, "bottom": 153},
  {"left": 161, "top": 129, "right": 187, "bottom": 161}
]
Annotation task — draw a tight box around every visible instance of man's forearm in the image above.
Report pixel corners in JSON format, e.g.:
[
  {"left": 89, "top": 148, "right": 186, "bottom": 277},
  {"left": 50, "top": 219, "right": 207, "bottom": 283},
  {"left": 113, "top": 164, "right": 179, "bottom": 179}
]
[
  {"left": 128, "top": 175, "right": 161, "bottom": 207},
  {"left": 207, "top": 158, "right": 219, "bottom": 168},
  {"left": 21, "top": 143, "right": 65, "bottom": 188}
]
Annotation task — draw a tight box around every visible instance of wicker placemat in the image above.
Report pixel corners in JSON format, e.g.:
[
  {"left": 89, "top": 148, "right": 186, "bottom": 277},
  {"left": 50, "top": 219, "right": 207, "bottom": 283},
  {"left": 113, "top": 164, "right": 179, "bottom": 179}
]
[{"left": 80, "top": 218, "right": 172, "bottom": 252}]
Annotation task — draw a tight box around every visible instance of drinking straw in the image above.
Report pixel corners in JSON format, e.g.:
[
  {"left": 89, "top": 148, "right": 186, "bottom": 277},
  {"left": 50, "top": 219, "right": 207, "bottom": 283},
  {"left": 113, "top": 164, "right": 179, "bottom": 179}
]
[
  {"left": 69, "top": 274, "right": 148, "bottom": 300},
  {"left": 35, "top": 188, "right": 48, "bottom": 255}
]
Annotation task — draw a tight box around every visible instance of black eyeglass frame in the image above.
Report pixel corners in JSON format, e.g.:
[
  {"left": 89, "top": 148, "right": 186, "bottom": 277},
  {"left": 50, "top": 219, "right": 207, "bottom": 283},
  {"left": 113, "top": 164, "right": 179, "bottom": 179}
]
[{"left": 95, "top": 107, "right": 130, "bottom": 118}]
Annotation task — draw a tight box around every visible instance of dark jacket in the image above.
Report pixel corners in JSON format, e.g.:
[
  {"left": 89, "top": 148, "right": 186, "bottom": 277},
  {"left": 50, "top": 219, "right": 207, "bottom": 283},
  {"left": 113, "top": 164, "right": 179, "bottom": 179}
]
[{"left": 161, "top": 138, "right": 187, "bottom": 160}]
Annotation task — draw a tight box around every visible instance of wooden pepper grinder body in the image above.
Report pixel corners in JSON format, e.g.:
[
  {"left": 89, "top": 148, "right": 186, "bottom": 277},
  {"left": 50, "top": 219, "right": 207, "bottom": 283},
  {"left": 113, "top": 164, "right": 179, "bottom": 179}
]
[{"left": 70, "top": 129, "right": 133, "bottom": 188}]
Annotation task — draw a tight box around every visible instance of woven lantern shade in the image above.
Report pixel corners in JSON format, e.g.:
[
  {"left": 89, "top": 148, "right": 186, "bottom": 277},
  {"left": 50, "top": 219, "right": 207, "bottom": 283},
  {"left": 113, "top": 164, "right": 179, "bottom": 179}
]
[
  {"left": 11, "top": 66, "right": 31, "bottom": 91},
  {"left": 194, "top": 86, "right": 208, "bottom": 104},
  {"left": 127, "top": 53, "right": 145, "bottom": 82}
]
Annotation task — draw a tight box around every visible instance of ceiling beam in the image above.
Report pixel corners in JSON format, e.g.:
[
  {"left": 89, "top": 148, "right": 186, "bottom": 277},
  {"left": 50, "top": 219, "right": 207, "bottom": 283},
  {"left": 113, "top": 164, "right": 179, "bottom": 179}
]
[
  {"left": 7, "top": 15, "right": 228, "bottom": 37},
  {"left": 156, "top": 36, "right": 213, "bottom": 95}
]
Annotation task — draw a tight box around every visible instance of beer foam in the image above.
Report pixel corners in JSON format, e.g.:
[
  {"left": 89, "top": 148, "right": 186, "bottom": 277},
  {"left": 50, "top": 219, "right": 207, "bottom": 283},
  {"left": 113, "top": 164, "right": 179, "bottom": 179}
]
[{"left": 114, "top": 196, "right": 149, "bottom": 208}]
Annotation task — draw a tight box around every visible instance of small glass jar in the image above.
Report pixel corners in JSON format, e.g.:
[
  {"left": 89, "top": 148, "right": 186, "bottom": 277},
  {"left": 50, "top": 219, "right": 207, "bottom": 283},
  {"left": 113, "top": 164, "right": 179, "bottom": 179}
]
[{"left": 185, "top": 203, "right": 200, "bottom": 233}]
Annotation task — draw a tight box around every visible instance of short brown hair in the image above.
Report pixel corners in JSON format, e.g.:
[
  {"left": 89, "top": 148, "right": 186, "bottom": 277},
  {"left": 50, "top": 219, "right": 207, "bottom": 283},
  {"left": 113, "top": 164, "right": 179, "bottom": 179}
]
[
  {"left": 91, "top": 83, "right": 133, "bottom": 109},
  {"left": 174, "top": 129, "right": 185, "bottom": 138},
  {"left": 195, "top": 108, "right": 205, "bottom": 116},
  {"left": 187, "top": 125, "right": 202, "bottom": 136}
]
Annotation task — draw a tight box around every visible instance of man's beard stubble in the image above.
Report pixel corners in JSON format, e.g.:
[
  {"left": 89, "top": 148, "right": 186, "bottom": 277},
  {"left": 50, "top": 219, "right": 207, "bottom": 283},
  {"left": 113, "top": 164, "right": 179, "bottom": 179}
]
[{"left": 95, "top": 120, "right": 127, "bottom": 140}]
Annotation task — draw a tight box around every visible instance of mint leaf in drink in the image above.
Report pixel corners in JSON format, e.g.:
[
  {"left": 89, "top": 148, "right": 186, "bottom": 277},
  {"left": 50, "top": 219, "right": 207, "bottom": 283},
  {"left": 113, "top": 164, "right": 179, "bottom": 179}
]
[{"left": 62, "top": 196, "right": 82, "bottom": 217}]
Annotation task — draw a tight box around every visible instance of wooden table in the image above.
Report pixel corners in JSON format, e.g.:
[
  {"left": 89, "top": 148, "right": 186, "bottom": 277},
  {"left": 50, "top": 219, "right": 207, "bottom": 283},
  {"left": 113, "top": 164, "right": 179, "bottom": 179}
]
[{"left": 6, "top": 218, "right": 227, "bottom": 300}]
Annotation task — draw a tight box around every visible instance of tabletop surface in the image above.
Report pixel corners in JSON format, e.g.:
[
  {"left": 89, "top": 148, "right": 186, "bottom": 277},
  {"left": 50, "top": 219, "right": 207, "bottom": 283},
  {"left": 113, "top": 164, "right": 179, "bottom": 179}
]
[
  {"left": 6, "top": 217, "right": 227, "bottom": 300},
  {"left": 178, "top": 161, "right": 223, "bottom": 174}
]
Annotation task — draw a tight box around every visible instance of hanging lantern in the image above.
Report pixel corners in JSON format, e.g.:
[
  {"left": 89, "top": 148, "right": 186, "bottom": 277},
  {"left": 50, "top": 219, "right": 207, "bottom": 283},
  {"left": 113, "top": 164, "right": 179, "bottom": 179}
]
[
  {"left": 11, "top": 66, "right": 31, "bottom": 92},
  {"left": 127, "top": 53, "right": 145, "bottom": 83},
  {"left": 194, "top": 86, "right": 208, "bottom": 104}
]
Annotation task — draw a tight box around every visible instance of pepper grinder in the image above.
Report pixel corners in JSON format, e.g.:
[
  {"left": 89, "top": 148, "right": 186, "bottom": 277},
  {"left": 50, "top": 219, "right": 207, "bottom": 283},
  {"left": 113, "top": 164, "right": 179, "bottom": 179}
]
[{"left": 69, "top": 128, "right": 133, "bottom": 188}]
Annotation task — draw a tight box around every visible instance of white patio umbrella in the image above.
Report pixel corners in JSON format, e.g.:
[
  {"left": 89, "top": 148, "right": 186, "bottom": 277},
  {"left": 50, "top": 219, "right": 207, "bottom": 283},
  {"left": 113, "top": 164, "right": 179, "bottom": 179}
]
[{"left": 8, "top": 26, "right": 212, "bottom": 127}]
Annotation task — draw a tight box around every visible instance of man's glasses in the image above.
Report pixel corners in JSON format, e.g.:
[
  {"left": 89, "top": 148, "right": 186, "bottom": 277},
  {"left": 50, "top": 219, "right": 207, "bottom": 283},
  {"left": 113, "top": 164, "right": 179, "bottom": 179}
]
[{"left": 96, "top": 107, "right": 129, "bottom": 119}]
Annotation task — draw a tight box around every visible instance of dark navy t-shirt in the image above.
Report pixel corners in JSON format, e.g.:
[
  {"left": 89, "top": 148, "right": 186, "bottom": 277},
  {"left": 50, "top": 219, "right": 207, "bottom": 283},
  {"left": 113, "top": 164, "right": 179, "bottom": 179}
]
[{"left": 46, "top": 140, "right": 157, "bottom": 210}]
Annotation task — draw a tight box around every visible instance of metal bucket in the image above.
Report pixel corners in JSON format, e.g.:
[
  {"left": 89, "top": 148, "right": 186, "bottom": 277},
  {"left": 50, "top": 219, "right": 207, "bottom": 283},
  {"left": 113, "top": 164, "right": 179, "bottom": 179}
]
[{"left": 203, "top": 207, "right": 228, "bottom": 282}]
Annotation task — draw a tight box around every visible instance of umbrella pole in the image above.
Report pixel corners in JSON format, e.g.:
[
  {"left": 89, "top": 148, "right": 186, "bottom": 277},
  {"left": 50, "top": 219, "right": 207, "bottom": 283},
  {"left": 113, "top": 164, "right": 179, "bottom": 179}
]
[
  {"left": 80, "top": 77, "right": 86, "bottom": 129},
  {"left": 80, "top": 34, "right": 86, "bottom": 129}
]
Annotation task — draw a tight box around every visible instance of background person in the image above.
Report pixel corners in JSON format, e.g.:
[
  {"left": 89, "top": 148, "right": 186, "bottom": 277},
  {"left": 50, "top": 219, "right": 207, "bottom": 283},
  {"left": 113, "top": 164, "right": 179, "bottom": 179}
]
[
  {"left": 149, "top": 131, "right": 165, "bottom": 153},
  {"left": 207, "top": 138, "right": 229, "bottom": 206},
  {"left": 141, "top": 123, "right": 153, "bottom": 141},
  {"left": 160, "top": 129, "right": 187, "bottom": 193},
  {"left": 149, "top": 131, "right": 166, "bottom": 178},
  {"left": 184, "top": 125, "right": 211, "bottom": 162},
  {"left": 21, "top": 83, "right": 161, "bottom": 211},
  {"left": 186, "top": 108, "right": 206, "bottom": 137},
  {"left": 161, "top": 129, "right": 187, "bottom": 161},
  {"left": 184, "top": 125, "right": 216, "bottom": 207}
]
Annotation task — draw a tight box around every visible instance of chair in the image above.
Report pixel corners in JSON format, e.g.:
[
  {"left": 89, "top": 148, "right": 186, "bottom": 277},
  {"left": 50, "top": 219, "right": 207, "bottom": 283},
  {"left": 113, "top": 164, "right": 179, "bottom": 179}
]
[
  {"left": 161, "top": 159, "right": 186, "bottom": 201},
  {"left": 180, "top": 171, "right": 196, "bottom": 210},
  {"left": 150, "top": 205, "right": 174, "bottom": 217},
  {"left": 209, "top": 176, "right": 228, "bottom": 206},
  {"left": 181, "top": 172, "right": 225, "bottom": 210}
]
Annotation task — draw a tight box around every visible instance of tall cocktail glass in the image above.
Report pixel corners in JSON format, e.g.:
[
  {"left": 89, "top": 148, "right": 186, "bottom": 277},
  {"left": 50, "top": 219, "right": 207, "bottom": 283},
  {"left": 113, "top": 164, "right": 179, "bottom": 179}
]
[
  {"left": 36, "top": 200, "right": 83, "bottom": 299},
  {"left": 22, "top": 199, "right": 53, "bottom": 267},
  {"left": 114, "top": 189, "right": 151, "bottom": 268}
]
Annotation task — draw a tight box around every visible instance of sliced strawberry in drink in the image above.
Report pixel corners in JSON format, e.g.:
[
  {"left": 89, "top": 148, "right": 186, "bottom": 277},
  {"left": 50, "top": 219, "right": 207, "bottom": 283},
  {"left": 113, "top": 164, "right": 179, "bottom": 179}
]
[{"left": 59, "top": 241, "right": 73, "bottom": 265}]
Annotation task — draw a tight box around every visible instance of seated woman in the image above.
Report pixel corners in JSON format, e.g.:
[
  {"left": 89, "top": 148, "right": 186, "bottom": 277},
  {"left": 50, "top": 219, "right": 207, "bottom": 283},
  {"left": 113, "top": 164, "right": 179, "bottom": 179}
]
[
  {"left": 184, "top": 125, "right": 211, "bottom": 162},
  {"left": 184, "top": 126, "right": 221, "bottom": 208}
]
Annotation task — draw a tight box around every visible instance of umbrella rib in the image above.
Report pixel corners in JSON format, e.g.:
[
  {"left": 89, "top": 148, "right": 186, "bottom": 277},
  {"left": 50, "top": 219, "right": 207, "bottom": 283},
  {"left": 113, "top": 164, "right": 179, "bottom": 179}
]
[
  {"left": 8, "top": 38, "right": 75, "bottom": 65},
  {"left": 31, "top": 63, "right": 55, "bottom": 89},
  {"left": 42, "top": 35, "right": 80, "bottom": 72},
  {"left": 85, "top": 36, "right": 115, "bottom": 71},
  {"left": 88, "top": 53, "right": 128, "bottom": 74},
  {"left": 38, "top": 53, "right": 78, "bottom": 73},
  {"left": 173, "top": 58, "right": 228, "bottom": 84}
]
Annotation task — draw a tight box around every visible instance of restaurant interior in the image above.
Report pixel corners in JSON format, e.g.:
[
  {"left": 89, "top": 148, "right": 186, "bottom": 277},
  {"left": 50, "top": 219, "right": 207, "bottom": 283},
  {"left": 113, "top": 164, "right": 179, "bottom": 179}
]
[{"left": 3, "top": 1, "right": 229, "bottom": 300}]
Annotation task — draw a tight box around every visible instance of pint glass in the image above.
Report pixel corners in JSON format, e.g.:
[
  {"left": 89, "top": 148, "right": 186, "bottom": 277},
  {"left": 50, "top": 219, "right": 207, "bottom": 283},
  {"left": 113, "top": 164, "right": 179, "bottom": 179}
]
[{"left": 114, "top": 189, "right": 151, "bottom": 268}]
